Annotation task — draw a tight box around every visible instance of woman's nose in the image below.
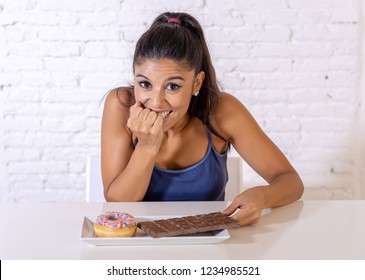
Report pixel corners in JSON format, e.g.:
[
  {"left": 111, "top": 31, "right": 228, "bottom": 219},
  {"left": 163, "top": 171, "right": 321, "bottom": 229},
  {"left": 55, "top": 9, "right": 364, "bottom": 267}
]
[{"left": 150, "top": 90, "right": 165, "bottom": 108}]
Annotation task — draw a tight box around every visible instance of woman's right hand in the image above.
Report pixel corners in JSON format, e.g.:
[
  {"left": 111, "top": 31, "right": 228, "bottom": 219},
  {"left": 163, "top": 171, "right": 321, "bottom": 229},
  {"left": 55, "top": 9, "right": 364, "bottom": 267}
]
[{"left": 127, "top": 101, "right": 164, "bottom": 152}]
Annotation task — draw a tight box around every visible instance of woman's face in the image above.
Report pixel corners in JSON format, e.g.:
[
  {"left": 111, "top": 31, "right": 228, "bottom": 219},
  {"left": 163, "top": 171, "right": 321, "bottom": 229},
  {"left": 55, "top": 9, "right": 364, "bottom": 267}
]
[{"left": 134, "top": 58, "right": 204, "bottom": 132}]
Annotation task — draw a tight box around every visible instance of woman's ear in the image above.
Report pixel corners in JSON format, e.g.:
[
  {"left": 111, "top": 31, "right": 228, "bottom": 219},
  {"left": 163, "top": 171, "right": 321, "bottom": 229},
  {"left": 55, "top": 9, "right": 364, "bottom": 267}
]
[{"left": 193, "top": 71, "right": 205, "bottom": 95}]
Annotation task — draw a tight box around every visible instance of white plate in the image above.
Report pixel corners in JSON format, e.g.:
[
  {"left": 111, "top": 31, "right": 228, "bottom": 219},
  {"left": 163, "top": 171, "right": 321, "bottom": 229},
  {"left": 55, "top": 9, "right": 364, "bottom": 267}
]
[{"left": 80, "top": 216, "right": 230, "bottom": 246}]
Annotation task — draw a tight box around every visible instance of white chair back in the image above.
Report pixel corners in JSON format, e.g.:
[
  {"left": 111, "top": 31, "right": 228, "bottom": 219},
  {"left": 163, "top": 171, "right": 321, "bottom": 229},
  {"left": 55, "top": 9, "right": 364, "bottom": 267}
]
[
  {"left": 85, "top": 155, "right": 104, "bottom": 202},
  {"left": 85, "top": 155, "right": 242, "bottom": 202},
  {"left": 225, "top": 156, "right": 243, "bottom": 201}
]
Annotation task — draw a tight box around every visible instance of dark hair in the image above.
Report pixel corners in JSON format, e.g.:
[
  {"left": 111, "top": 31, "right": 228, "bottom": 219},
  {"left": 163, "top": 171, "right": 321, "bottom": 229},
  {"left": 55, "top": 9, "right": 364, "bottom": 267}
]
[{"left": 133, "top": 12, "right": 222, "bottom": 135}]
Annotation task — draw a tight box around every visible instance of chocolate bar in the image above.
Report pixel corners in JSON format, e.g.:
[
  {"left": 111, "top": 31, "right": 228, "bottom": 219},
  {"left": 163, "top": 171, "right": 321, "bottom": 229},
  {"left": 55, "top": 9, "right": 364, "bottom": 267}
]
[{"left": 138, "top": 212, "right": 240, "bottom": 238}]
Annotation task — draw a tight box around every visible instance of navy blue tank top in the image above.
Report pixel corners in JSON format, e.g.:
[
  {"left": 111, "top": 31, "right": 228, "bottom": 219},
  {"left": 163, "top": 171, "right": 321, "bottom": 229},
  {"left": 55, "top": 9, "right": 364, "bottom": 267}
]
[{"left": 143, "top": 128, "right": 228, "bottom": 201}]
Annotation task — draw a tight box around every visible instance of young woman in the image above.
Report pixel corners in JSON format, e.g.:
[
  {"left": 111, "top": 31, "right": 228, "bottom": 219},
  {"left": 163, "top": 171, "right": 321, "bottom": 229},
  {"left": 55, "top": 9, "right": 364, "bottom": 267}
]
[{"left": 101, "top": 12, "right": 304, "bottom": 226}]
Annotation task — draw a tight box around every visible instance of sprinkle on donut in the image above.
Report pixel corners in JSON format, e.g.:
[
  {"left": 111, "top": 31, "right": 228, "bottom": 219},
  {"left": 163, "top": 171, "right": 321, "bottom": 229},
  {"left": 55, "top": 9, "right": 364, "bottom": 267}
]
[{"left": 95, "top": 211, "right": 137, "bottom": 230}]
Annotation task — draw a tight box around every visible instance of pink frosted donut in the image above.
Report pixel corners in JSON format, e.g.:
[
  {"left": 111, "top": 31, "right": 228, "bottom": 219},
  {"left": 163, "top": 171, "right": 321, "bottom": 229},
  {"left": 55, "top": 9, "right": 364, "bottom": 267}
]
[{"left": 94, "top": 211, "right": 137, "bottom": 237}]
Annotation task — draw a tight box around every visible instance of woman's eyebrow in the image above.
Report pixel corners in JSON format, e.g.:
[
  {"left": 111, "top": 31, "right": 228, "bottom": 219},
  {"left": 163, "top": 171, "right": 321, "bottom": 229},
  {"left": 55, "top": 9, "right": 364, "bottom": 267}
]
[
  {"left": 135, "top": 74, "right": 150, "bottom": 80},
  {"left": 136, "top": 74, "right": 186, "bottom": 82},
  {"left": 165, "top": 76, "right": 185, "bottom": 82}
]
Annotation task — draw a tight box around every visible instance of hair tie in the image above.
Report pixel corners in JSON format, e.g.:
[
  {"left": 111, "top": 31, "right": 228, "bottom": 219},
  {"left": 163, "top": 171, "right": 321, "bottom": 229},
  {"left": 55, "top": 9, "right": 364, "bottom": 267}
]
[{"left": 167, "top": 18, "right": 181, "bottom": 25}]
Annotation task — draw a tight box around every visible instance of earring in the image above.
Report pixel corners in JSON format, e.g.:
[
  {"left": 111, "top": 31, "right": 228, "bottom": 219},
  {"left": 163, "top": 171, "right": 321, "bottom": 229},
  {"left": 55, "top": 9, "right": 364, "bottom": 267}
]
[{"left": 193, "top": 91, "right": 199, "bottom": 96}]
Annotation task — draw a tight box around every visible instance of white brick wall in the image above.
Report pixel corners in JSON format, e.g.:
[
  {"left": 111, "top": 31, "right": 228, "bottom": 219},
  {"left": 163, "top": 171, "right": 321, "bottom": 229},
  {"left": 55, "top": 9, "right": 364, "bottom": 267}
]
[{"left": 0, "top": 0, "right": 364, "bottom": 202}]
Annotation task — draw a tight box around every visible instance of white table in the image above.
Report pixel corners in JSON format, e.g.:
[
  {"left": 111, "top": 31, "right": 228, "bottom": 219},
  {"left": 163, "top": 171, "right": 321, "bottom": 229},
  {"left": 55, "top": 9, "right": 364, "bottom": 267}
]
[{"left": 1, "top": 200, "right": 364, "bottom": 259}]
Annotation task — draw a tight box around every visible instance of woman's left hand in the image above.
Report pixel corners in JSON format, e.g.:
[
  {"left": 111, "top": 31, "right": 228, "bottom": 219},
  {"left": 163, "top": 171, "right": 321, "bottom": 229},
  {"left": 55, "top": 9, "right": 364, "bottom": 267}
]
[{"left": 223, "top": 187, "right": 266, "bottom": 226}]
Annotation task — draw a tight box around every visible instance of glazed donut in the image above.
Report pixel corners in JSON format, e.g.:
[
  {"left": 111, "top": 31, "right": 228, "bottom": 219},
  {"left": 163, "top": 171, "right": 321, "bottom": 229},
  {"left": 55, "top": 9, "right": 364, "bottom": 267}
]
[{"left": 94, "top": 211, "right": 137, "bottom": 237}]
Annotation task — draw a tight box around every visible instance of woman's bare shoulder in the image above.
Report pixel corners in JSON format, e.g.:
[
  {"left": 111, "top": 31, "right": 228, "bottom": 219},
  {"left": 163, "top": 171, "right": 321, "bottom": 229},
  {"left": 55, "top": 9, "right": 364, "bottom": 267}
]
[
  {"left": 102, "top": 87, "right": 134, "bottom": 137},
  {"left": 105, "top": 87, "right": 135, "bottom": 110},
  {"left": 211, "top": 92, "right": 253, "bottom": 141},
  {"left": 217, "top": 92, "right": 247, "bottom": 110},
  {"left": 210, "top": 92, "right": 247, "bottom": 120}
]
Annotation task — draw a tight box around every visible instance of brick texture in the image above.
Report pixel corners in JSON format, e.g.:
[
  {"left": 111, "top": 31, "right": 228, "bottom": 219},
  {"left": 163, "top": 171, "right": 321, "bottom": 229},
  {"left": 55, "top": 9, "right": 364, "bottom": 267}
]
[{"left": 0, "top": 0, "right": 364, "bottom": 202}]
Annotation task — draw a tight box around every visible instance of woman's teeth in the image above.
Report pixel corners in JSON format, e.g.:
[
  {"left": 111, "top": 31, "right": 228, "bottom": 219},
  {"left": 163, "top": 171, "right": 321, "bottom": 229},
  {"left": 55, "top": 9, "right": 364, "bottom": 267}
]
[{"left": 159, "top": 111, "right": 171, "bottom": 119}]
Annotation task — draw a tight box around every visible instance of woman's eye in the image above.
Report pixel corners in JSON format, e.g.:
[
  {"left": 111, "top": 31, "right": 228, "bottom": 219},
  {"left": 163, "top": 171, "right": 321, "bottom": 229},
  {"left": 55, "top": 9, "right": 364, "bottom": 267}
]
[
  {"left": 139, "top": 81, "right": 151, "bottom": 89},
  {"left": 166, "top": 83, "right": 181, "bottom": 91}
]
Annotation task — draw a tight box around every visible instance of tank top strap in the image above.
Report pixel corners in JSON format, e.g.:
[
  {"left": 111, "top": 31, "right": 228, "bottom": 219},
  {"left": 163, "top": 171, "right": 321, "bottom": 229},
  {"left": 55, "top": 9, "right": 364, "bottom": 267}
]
[
  {"left": 207, "top": 127, "right": 213, "bottom": 147},
  {"left": 206, "top": 126, "right": 229, "bottom": 157}
]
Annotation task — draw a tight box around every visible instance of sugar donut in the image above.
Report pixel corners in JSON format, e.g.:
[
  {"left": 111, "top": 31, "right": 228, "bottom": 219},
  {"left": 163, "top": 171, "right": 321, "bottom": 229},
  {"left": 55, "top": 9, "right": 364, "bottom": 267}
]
[{"left": 94, "top": 211, "right": 137, "bottom": 237}]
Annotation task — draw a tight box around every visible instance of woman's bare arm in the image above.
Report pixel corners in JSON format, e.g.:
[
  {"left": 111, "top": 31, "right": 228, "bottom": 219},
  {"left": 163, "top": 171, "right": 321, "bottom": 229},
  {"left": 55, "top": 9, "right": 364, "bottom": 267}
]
[
  {"left": 212, "top": 93, "right": 304, "bottom": 225},
  {"left": 101, "top": 89, "right": 162, "bottom": 201}
]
